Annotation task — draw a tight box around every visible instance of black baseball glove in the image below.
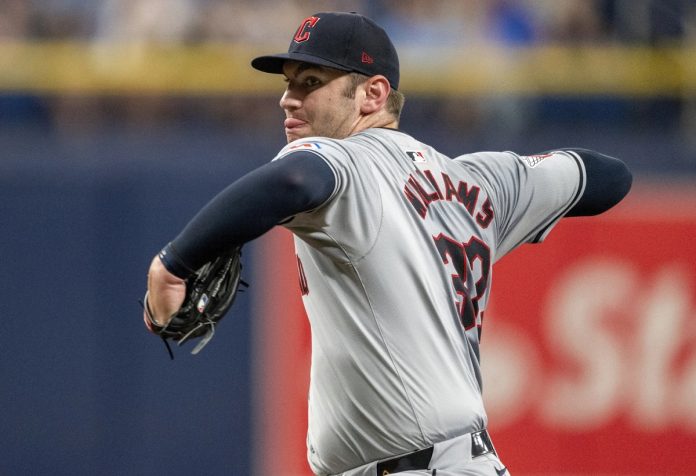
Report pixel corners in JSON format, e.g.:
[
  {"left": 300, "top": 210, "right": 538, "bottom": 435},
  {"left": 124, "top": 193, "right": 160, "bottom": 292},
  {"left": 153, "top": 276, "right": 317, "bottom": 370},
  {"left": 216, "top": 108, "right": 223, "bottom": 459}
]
[{"left": 143, "top": 246, "right": 247, "bottom": 358}]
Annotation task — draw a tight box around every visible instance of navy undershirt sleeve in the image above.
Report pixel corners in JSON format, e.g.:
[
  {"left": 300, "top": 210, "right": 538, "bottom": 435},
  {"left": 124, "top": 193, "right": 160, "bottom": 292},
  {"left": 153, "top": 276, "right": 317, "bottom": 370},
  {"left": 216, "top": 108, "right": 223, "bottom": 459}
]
[
  {"left": 561, "top": 148, "right": 632, "bottom": 217},
  {"left": 161, "top": 151, "right": 335, "bottom": 277}
]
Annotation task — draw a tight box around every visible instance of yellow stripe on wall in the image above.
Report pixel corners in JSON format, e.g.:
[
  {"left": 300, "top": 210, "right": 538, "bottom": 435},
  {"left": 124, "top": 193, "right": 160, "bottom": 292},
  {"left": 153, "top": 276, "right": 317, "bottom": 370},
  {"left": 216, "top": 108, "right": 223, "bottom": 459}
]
[{"left": 1, "top": 41, "right": 695, "bottom": 96}]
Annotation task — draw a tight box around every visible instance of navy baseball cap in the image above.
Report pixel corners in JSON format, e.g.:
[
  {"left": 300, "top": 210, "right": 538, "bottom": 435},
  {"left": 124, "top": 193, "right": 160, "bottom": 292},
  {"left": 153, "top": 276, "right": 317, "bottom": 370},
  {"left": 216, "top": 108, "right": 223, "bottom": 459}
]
[{"left": 251, "top": 12, "right": 400, "bottom": 90}]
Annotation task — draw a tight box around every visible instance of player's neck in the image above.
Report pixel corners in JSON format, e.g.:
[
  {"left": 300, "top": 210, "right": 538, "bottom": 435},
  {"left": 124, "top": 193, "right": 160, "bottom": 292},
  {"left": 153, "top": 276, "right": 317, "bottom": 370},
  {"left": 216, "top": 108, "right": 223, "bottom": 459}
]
[{"left": 351, "top": 110, "right": 398, "bottom": 136}]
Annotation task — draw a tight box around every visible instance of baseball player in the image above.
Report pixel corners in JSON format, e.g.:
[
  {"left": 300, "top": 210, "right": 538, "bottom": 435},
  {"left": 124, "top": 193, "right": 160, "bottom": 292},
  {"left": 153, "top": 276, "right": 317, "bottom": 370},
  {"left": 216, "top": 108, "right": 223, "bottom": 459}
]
[{"left": 144, "top": 11, "right": 632, "bottom": 476}]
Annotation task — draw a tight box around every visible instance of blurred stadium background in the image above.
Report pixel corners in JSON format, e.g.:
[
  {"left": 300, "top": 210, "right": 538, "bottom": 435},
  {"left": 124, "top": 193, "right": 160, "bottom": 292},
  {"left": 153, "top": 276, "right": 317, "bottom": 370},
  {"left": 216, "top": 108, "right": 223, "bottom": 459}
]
[{"left": 1, "top": 1, "right": 695, "bottom": 475}]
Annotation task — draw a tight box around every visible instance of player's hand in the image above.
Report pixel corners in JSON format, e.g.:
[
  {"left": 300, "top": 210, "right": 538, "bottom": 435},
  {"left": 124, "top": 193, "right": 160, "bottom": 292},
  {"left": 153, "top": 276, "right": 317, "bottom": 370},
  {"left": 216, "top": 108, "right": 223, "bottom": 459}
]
[{"left": 144, "top": 255, "right": 186, "bottom": 330}]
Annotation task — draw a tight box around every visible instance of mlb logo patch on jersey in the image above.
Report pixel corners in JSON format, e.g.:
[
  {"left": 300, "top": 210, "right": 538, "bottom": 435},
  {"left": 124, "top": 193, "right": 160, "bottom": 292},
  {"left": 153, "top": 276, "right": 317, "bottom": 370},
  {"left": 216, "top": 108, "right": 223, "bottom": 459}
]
[
  {"left": 406, "top": 150, "right": 427, "bottom": 163},
  {"left": 520, "top": 153, "right": 553, "bottom": 168}
]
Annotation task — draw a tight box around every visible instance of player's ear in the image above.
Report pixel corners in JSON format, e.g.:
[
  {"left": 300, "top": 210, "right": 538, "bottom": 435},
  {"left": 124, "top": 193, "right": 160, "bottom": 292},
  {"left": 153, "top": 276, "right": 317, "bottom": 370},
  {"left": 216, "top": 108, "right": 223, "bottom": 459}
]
[{"left": 360, "top": 75, "right": 390, "bottom": 114}]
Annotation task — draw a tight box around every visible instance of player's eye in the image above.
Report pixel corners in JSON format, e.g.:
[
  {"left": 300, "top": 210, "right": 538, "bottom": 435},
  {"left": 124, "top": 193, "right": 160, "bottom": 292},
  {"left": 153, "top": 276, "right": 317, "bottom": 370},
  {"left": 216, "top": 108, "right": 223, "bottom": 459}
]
[
  {"left": 282, "top": 74, "right": 323, "bottom": 93},
  {"left": 302, "top": 76, "right": 321, "bottom": 88}
]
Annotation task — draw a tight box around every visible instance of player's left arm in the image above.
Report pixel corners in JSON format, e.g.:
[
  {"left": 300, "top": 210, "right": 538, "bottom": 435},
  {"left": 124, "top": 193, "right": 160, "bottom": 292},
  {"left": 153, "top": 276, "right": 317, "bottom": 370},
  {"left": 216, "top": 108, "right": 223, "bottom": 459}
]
[
  {"left": 145, "top": 151, "right": 336, "bottom": 325},
  {"left": 557, "top": 148, "right": 632, "bottom": 217}
]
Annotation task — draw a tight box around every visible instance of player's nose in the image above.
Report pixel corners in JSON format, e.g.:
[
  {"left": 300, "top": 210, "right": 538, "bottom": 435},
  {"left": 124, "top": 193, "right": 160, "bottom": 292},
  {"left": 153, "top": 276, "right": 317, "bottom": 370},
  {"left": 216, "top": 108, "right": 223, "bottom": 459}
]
[{"left": 279, "top": 89, "right": 301, "bottom": 111}]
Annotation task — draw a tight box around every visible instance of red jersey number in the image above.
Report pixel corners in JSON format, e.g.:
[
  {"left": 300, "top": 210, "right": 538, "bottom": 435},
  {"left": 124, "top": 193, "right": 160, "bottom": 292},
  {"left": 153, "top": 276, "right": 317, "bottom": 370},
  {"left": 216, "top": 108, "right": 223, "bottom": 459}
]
[{"left": 433, "top": 234, "right": 491, "bottom": 330}]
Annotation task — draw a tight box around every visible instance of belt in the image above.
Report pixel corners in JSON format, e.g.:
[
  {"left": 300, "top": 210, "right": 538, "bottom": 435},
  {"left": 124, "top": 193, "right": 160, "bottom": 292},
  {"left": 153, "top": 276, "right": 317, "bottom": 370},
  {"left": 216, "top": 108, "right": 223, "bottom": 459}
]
[{"left": 375, "top": 429, "right": 496, "bottom": 475}]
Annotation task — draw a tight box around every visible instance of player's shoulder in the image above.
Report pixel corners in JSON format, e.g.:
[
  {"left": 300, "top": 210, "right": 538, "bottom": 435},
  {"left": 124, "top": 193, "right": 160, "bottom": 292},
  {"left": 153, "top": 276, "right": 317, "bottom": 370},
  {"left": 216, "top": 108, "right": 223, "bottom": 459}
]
[{"left": 451, "top": 151, "right": 518, "bottom": 177}]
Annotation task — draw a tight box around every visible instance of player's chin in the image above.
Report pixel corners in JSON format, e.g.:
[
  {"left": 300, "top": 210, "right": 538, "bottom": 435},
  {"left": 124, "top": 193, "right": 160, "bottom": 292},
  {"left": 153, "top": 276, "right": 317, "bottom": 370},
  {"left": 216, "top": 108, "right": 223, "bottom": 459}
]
[
  {"left": 285, "top": 131, "right": 308, "bottom": 143},
  {"left": 285, "top": 124, "right": 314, "bottom": 143}
]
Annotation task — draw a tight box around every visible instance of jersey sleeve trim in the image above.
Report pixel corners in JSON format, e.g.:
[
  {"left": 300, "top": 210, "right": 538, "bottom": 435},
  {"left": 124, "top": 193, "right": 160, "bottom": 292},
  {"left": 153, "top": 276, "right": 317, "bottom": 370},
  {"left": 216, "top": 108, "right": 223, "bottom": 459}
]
[
  {"left": 306, "top": 151, "right": 342, "bottom": 209},
  {"left": 531, "top": 150, "right": 586, "bottom": 243}
]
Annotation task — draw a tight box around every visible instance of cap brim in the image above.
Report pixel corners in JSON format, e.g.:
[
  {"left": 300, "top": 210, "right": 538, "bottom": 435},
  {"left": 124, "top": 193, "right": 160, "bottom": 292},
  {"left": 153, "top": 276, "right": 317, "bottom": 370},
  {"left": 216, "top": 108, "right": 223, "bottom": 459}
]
[{"left": 251, "top": 52, "right": 353, "bottom": 75}]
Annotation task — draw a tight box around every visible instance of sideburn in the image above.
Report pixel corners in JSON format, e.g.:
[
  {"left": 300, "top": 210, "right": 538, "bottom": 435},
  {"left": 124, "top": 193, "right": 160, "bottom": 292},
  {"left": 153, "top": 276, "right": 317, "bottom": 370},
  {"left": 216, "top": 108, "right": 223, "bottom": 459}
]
[{"left": 343, "top": 72, "right": 369, "bottom": 99}]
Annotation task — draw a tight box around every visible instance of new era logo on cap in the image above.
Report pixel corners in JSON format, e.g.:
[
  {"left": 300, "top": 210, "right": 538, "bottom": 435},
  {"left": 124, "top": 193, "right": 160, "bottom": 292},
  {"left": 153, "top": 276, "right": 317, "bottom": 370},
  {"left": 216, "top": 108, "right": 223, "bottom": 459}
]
[{"left": 251, "top": 12, "right": 400, "bottom": 90}]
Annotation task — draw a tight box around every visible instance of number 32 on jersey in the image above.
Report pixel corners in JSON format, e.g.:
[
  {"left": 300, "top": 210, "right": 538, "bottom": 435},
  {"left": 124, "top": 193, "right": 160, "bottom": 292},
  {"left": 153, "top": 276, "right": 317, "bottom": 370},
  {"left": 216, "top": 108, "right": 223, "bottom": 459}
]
[{"left": 433, "top": 233, "right": 491, "bottom": 333}]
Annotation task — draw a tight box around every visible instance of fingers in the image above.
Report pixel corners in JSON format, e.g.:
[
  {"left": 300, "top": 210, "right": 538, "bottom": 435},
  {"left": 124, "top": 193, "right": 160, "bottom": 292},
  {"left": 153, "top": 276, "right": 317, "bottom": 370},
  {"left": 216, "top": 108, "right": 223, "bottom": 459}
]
[
  {"left": 143, "top": 313, "right": 155, "bottom": 332},
  {"left": 142, "top": 291, "right": 160, "bottom": 333},
  {"left": 145, "top": 255, "right": 187, "bottom": 328}
]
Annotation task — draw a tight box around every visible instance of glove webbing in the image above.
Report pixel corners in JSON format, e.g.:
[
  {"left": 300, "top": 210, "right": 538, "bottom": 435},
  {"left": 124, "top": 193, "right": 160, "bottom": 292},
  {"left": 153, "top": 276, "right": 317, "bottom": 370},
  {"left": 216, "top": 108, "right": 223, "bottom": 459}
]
[
  {"left": 141, "top": 292, "right": 216, "bottom": 359},
  {"left": 140, "top": 281, "right": 248, "bottom": 359}
]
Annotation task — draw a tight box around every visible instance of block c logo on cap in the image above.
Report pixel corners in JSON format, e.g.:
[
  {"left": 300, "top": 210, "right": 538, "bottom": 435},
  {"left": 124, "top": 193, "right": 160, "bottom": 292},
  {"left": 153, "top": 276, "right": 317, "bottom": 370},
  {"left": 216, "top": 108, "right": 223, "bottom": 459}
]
[{"left": 294, "top": 16, "right": 320, "bottom": 43}]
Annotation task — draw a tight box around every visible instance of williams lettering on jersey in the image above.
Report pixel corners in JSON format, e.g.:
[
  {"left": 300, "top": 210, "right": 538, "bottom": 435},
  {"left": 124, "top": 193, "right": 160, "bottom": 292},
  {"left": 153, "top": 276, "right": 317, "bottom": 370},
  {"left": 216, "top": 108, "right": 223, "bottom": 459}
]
[{"left": 403, "top": 169, "right": 494, "bottom": 228}]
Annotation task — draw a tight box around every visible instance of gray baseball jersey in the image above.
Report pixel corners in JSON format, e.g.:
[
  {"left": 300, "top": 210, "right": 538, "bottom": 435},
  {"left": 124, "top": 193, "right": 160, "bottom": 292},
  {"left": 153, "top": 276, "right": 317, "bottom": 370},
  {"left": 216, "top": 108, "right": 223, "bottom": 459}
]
[{"left": 273, "top": 128, "right": 585, "bottom": 475}]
